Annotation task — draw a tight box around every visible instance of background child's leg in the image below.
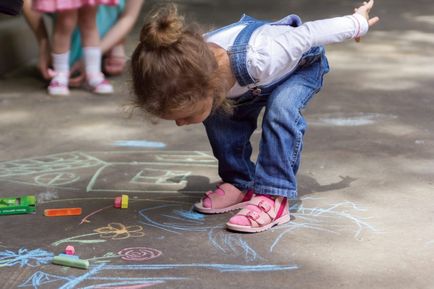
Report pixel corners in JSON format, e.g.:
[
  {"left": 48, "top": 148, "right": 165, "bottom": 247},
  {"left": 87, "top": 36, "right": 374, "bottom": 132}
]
[
  {"left": 78, "top": 5, "right": 100, "bottom": 82},
  {"left": 49, "top": 10, "right": 77, "bottom": 95},
  {"left": 78, "top": 5, "right": 99, "bottom": 47},
  {"left": 52, "top": 10, "right": 78, "bottom": 54},
  {"left": 69, "top": 2, "right": 124, "bottom": 67},
  {"left": 78, "top": 5, "right": 113, "bottom": 93}
]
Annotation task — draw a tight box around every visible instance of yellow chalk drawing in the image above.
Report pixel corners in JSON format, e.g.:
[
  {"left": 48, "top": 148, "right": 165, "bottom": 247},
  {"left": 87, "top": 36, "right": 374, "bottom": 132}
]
[
  {"left": 51, "top": 223, "right": 145, "bottom": 246},
  {"left": 94, "top": 223, "right": 145, "bottom": 240}
]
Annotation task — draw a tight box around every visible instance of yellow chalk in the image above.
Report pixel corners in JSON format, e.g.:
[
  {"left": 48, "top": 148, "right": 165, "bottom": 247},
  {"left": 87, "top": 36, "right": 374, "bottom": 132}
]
[{"left": 121, "top": 194, "right": 129, "bottom": 209}]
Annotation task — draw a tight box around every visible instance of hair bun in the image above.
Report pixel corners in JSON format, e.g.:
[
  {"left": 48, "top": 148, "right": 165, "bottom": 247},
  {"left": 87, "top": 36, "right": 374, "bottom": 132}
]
[{"left": 140, "top": 4, "right": 184, "bottom": 49}]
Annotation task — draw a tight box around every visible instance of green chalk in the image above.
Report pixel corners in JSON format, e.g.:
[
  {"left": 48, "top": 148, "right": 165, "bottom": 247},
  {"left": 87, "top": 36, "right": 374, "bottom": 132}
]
[
  {"left": 0, "top": 195, "right": 36, "bottom": 215},
  {"left": 52, "top": 255, "right": 89, "bottom": 269}
]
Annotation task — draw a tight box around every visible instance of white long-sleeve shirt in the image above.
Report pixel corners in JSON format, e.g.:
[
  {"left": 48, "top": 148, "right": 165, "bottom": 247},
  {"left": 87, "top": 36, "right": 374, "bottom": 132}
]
[{"left": 205, "top": 13, "right": 369, "bottom": 97}]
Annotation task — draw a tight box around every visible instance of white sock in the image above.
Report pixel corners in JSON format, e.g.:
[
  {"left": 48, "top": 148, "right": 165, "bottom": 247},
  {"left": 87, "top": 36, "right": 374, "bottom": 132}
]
[
  {"left": 83, "top": 46, "right": 103, "bottom": 86},
  {"left": 52, "top": 51, "right": 70, "bottom": 84}
]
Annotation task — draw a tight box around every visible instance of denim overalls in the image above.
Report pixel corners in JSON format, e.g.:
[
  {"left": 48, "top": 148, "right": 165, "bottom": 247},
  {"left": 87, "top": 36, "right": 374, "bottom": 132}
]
[{"left": 203, "top": 15, "right": 330, "bottom": 199}]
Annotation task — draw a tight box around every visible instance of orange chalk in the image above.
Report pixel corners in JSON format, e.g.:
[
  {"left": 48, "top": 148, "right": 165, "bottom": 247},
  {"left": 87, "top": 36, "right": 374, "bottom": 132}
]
[{"left": 44, "top": 208, "right": 82, "bottom": 217}]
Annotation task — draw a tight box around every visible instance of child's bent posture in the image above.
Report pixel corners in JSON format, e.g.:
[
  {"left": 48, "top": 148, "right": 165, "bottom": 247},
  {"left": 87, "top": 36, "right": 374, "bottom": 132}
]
[
  {"left": 32, "top": 0, "right": 118, "bottom": 95},
  {"left": 131, "top": 1, "right": 379, "bottom": 233}
]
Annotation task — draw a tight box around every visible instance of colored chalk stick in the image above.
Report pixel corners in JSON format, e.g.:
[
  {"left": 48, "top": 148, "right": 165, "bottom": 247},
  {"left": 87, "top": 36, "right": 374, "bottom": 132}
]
[
  {"left": 114, "top": 196, "right": 122, "bottom": 208},
  {"left": 65, "top": 245, "right": 75, "bottom": 255},
  {"left": 121, "top": 195, "right": 129, "bottom": 209},
  {"left": 59, "top": 253, "right": 79, "bottom": 259},
  {"left": 44, "top": 208, "right": 82, "bottom": 217},
  {"left": 0, "top": 195, "right": 36, "bottom": 215},
  {"left": 52, "top": 255, "right": 89, "bottom": 269}
]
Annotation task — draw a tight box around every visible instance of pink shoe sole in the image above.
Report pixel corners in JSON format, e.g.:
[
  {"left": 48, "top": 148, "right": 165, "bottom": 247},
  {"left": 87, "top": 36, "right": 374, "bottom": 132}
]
[
  {"left": 226, "top": 213, "right": 291, "bottom": 233},
  {"left": 194, "top": 200, "right": 251, "bottom": 214}
]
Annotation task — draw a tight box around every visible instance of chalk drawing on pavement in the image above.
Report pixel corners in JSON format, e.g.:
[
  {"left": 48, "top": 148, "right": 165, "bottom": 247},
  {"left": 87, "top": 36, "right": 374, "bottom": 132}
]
[{"left": 0, "top": 151, "right": 217, "bottom": 193}]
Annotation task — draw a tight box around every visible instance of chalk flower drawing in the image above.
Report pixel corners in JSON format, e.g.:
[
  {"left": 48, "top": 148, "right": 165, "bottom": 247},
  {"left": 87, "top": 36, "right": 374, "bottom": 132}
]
[
  {"left": 52, "top": 223, "right": 145, "bottom": 246},
  {"left": 0, "top": 248, "right": 53, "bottom": 268},
  {"left": 94, "top": 223, "right": 145, "bottom": 240}
]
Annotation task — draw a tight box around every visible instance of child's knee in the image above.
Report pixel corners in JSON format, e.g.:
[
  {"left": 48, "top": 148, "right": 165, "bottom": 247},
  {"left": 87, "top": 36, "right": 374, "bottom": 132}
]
[{"left": 57, "top": 11, "right": 78, "bottom": 33}]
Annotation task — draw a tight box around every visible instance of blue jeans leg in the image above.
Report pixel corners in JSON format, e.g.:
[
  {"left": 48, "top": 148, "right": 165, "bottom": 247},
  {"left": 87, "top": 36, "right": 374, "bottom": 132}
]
[
  {"left": 253, "top": 52, "right": 329, "bottom": 199},
  {"left": 203, "top": 99, "right": 263, "bottom": 190}
]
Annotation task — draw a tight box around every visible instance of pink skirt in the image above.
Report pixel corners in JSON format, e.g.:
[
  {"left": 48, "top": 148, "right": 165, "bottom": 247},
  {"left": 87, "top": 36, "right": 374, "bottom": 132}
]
[{"left": 33, "top": 0, "right": 119, "bottom": 12}]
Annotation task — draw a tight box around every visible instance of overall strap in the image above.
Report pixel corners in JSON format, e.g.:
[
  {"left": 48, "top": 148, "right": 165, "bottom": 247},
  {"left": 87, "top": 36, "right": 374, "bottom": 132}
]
[{"left": 228, "top": 21, "right": 268, "bottom": 87}]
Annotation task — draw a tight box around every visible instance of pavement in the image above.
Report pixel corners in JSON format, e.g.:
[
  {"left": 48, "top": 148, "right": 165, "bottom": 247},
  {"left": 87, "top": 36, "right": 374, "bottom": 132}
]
[{"left": 0, "top": 0, "right": 434, "bottom": 288}]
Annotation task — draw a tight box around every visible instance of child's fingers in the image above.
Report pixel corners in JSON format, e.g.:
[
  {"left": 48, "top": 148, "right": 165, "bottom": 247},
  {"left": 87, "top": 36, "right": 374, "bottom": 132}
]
[
  {"left": 48, "top": 68, "right": 56, "bottom": 79},
  {"left": 69, "top": 74, "right": 85, "bottom": 87},
  {"left": 359, "top": 0, "right": 374, "bottom": 11},
  {"left": 368, "top": 16, "right": 380, "bottom": 27},
  {"left": 365, "top": 0, "right": 374, "bottom": 9}
]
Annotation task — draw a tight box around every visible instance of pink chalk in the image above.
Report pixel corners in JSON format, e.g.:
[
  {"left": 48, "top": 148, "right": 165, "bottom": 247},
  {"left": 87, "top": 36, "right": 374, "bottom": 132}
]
[
  {"left": 65, "top": 245, "right": 75, "bottom": 255},
  {"left": 114, "top": 197, "right": 122, "bottom": 208}
]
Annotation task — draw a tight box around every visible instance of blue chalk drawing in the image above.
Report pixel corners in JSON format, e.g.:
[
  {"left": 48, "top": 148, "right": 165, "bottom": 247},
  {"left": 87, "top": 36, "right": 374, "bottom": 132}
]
[
  {"left": 19, "top": 272, "right": 72, "bottom": 288},
  {"left": 139, "top": 205, "right": 215, "bottom": 234},
  {"left": 0, "top": 248, "right": 53, "bottom": 268},
  {"left": 112, "top": 140, "right": 167, "bottom": 148},
  {"left": 138, "top": 199, "right": 379, "bottom": 261},
  {"left": 173, "top": 208, "right": 205, "bottom": 221},
  {"left": 207, "top": 229, "right": 264, "bottom": 262},
  {"left": 139, "top": 204, "right": 263, "bottom": 261},
  {"left": 269, "top": 200, "right": 380, "bottom": 252},
  {"left": 18, "top": 262, "right": 296, "bottom": 289},
  {"left": 101, "top": 263, "right": 298, "bottom": 272}
]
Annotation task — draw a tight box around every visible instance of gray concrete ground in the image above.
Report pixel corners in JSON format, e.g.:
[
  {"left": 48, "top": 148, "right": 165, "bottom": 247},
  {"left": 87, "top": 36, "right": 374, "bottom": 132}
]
[{"left": 1, "top": 0, "right": 434, "bottom": 288}]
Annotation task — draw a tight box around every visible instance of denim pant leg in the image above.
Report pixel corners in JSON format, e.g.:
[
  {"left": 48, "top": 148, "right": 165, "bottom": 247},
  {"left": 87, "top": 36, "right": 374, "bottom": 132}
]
[
  {"left": 253, "top": 51, "right": 329, "bottom": 199},
  {"left": 203, "top": 98, "right": 264, "bottom": 190}
]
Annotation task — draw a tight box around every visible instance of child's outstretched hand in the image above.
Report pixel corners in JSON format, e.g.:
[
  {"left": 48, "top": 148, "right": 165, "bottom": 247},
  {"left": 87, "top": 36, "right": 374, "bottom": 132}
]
[{"left": 354, "top": 0, "right": 380, "bottom": 42}]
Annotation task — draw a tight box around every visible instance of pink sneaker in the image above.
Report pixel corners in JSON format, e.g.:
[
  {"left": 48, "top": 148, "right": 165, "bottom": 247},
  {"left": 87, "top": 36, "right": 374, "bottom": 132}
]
[
  {"left": 226, "top": 195, "right": 290, "bottom": 233},
  {"left": 88, "top": 79, "right": 114, "bottom": 94},
  {"left": 86, "top": 73, "right": 114, "bottom": 94},
  {"left": 194, "top": 183, "right": 254, "bottom": 214},
  {"left": 48, "top": 74, "right": 69, "bottom": 96}
]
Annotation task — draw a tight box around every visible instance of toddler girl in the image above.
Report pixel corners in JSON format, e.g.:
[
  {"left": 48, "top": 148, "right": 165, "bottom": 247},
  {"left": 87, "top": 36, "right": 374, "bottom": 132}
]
[
  {"left": 131, "top": 1, "right": 379, "bottom": 233},
  {"left": 32, "top": 0, "right": 118, "bottom": 95}
]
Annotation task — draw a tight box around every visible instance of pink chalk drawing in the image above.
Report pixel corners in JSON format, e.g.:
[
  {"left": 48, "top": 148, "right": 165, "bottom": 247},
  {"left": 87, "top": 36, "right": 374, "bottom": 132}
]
[
  {"left": 118, "top": 247, "right": 162, "bottom": 261},
  {"left": 96, "top": 283, "right": 162, "bottom": 289}
]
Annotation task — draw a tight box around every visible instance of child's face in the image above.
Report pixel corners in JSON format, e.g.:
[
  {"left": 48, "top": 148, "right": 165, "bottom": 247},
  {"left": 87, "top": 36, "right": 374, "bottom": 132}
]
[{"left": 161, "top": 96, "right": 214, "bottom": 126}]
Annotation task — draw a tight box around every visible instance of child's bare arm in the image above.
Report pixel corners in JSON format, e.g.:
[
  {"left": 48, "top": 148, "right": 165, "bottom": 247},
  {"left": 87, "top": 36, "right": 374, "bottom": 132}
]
[{"left": 22, "top": 0, "right": 52, "bottom": 79}]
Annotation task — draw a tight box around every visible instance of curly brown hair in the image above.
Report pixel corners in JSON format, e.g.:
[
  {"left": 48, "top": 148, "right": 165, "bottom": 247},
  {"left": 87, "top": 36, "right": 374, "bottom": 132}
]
[{"left": 131, "top": 3, "right": 231, "bottom": 118}]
